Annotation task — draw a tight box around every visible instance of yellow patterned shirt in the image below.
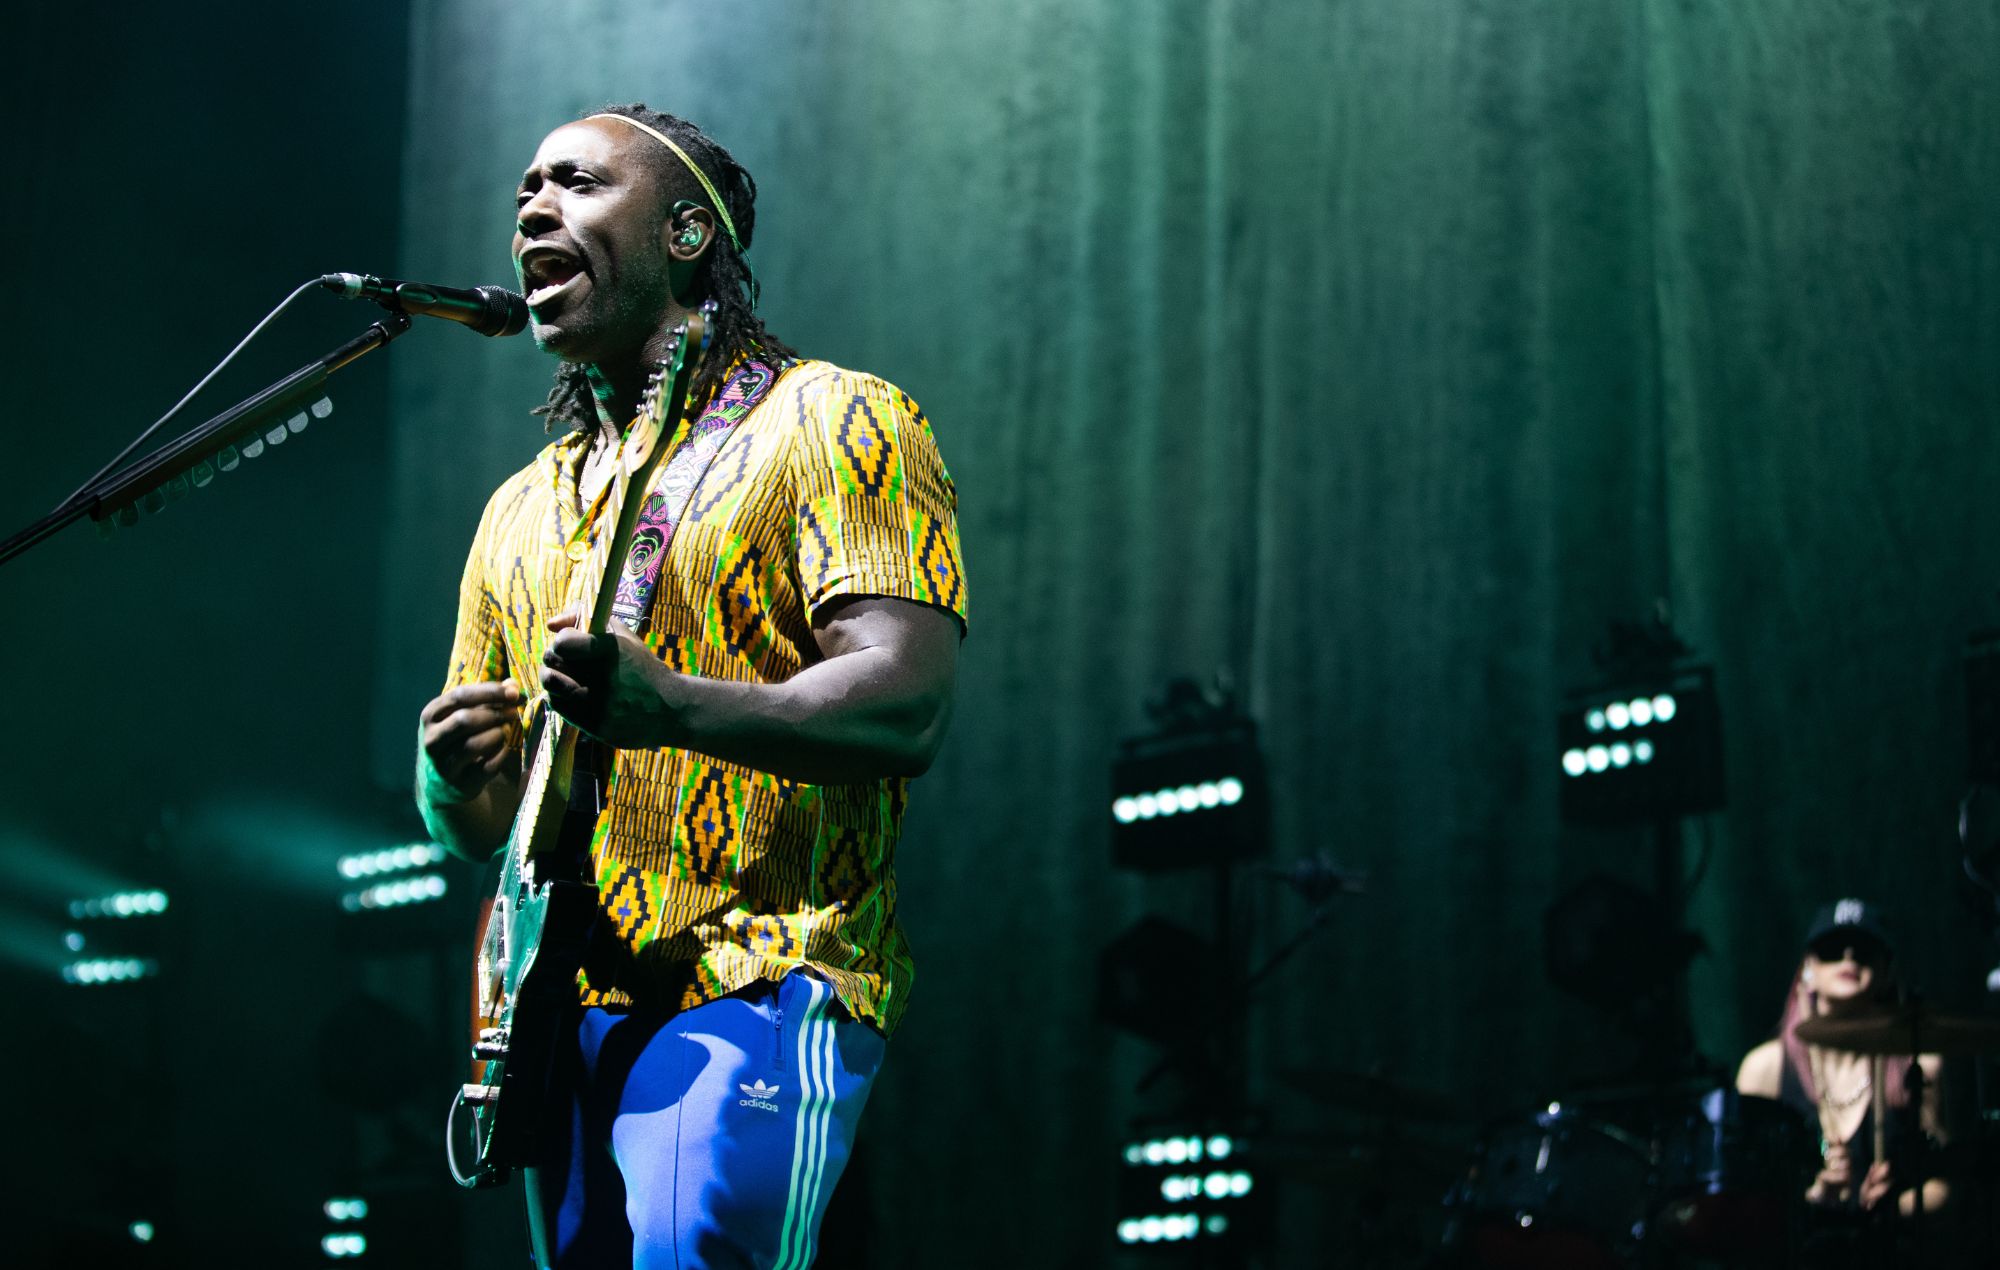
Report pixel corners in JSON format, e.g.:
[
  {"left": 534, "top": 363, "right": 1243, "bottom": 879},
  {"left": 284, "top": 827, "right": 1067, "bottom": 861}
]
[{"left": 440, "top": 360, "right": 966, "bottom": 1035}]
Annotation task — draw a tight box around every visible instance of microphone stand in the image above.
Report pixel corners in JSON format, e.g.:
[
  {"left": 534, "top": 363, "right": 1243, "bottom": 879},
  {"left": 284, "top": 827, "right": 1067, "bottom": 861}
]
[{"left": 0, "top": 311, "right": 413, "bottom": 568}]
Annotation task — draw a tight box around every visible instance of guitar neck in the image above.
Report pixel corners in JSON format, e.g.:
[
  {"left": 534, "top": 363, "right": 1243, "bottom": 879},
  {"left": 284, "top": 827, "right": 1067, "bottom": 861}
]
[{"left": 578, "top": 314, "right": 708, "bottom": 638}]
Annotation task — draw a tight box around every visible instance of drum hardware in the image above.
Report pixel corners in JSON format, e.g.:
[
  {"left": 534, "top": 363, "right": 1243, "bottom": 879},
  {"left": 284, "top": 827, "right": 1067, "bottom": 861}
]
[
  {"left": 1442, "top": 1103, "right": 1651, "bottom": 1270},
  {"left": 1650, "top": 1087, "right": 1814, "bottom": 1262},
  {"left": 1440, "top": 1088, "right": 1821, "bottom": 1269}
]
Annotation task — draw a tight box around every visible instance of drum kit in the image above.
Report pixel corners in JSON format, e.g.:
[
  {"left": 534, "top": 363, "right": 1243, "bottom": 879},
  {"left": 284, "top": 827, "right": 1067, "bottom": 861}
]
[
  {"left": 1280, "top": 1006, "right": 2000, "bottom": 1268},
  {"left": 1442, "top": 1086, "right": 1809, "bottom": 1268}
]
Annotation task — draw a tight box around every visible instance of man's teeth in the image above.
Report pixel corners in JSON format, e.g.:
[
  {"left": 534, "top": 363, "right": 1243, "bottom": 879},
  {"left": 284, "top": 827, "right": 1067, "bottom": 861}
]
[{"left": 528, "top": 272, "right": 584, "bottom": 306}]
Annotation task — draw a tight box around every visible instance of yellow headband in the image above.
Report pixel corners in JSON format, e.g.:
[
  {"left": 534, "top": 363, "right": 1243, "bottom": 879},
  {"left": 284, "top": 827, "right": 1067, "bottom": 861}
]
[{"left": 587, "top": 113, "right": 744, "bottom": 254}]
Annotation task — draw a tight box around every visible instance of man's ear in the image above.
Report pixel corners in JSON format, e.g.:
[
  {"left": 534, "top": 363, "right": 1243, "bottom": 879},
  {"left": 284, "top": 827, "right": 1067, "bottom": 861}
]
[{"left": 666, "top": 199, "right": 718, "bottom": 263}]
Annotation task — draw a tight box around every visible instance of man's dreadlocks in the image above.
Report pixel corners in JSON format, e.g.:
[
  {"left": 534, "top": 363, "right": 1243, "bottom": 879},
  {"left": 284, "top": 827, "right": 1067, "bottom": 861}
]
[{"left": 531, "top": 103, "right": 798, "bottom": 433}]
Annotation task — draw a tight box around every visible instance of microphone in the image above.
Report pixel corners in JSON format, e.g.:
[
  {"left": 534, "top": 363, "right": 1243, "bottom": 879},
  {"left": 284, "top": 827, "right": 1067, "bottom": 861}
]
[{"left": 320, "top": 273, "right": 528, "bottom": 337}]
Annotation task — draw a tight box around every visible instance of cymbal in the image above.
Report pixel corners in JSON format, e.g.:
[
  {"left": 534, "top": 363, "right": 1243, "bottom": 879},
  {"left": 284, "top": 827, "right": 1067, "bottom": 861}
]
[
  {"left": 1794, "top": 1006, "right": 2000, "bottom": 1056},
  {"left": 1274, "top": 1068, "right": 1470, "bottom": 1123}
]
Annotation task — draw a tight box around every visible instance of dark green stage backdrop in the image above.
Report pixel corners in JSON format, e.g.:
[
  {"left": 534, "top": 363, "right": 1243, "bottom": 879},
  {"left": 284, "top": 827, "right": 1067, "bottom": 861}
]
[
  {"left": 368, "top": 1, "right": 1999, "bottom": 1262},
  {"left": 2, "top": 0, "right": 1994, "bottom": 1265}
]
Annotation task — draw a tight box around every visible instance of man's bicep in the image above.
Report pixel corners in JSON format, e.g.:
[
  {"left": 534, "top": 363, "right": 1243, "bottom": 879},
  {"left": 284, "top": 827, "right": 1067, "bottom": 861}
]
[
  {"left": 808, "top": 596, "right": 960, "bottom": 774},
  {"left": 811, "top": 596, "right": 960, "bottom": 690}
]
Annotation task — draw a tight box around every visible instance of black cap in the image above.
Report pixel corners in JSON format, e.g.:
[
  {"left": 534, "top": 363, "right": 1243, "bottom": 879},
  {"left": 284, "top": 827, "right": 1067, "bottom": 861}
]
[{"left": 1802, "top": 898, "right": 1895, "bottom": 955}]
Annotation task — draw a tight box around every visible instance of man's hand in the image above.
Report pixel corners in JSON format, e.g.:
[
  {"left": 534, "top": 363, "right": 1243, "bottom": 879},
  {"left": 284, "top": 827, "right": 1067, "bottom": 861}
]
[
  {"left": 419, "top": 680, "right": 524, "bottom": 803},
  {"left": 541, "top": 611, "right": 669, "bottom": 747}
]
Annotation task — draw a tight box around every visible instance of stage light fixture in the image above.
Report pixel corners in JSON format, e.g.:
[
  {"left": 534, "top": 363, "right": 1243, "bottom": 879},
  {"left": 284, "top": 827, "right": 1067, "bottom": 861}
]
[
  {"left": 1115, "top": 1125, "right": 1264, "bottom": 1253},
  {"left": 339, "top": 873, "right": 448, "bottom": 913},
  {"left": 1112, "top": 718, "right": 1267, "bottom": 871},
  {"left": 320, "top": 1232, "right": 368, "bottom": 1258},
  {"left": 336, "top": 842, "right": 447, "bottom": 880},
  {"left": 324, "top": 1198, "right": 370, "bottom": 1222},
  {"left": 61, "top": 957, "right": 160, "bottom": 985},
  {"left": 129, "top": 1222, "right": 154, "bottom": 1243},
  {"left": 1557, "top": 668, "right": 1723, "bottom": 826},
  {"left": 67, "top": 890, "right": 170, "bottom": 920}
]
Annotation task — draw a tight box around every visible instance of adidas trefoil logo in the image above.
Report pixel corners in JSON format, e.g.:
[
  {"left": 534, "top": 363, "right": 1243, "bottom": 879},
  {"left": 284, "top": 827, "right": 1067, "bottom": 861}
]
[{"left": 737, "top": 1079, "right": 782, "bottom": 1112}]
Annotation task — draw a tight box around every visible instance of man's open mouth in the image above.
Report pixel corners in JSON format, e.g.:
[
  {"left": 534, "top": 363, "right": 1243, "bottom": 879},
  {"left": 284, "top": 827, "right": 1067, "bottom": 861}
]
[{"left": 519, "top": 246, "right": 587, "bottom": 308}]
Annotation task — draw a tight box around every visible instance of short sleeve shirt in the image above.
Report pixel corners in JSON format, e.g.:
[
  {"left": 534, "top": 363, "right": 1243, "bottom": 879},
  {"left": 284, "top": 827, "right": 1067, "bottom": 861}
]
[{"left": 441, "top": 360, "right": 967, "bottom": 1035}]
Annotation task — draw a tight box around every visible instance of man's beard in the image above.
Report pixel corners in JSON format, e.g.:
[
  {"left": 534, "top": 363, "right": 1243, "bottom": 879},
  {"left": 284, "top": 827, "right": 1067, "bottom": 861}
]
[{"left": 532, "top": 256, "right": 673, "bottom": 365}]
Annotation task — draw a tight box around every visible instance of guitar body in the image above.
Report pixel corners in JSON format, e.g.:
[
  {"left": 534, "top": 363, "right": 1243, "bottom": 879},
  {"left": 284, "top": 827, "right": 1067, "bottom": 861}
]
[
  {"left": 446, "top": 711, "right": 600, "bottom": 1187},
  {"left": 446, "top": 310, "right": 711, "bottom": 1190}
]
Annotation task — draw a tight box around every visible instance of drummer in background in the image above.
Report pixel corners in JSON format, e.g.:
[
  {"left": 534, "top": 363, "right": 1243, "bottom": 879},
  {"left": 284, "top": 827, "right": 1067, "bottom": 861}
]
[{"left": 1735, "top": 899, "right": 1949, "bottom": 1216}]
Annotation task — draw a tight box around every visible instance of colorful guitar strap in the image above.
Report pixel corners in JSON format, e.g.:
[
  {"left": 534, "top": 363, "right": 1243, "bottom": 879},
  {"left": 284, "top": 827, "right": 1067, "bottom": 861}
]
[{"left": 608, "top": 358, "right": 779, "bottom": 630}]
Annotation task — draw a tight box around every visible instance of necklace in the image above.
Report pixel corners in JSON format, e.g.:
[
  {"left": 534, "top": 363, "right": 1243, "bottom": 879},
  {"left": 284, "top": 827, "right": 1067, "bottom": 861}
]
[
  {"left": 1810, "top": 1047, "right": 1872, "bottom": 1113},
  {"left": 1821, "top": 1074, "right": 1872, "bottom": 1110}
]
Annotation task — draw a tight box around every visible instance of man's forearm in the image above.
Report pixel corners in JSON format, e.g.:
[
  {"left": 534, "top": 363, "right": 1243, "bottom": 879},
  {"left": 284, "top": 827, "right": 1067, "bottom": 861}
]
[{"left": 636, "top": 647, "right": 952, "bottom": 784}]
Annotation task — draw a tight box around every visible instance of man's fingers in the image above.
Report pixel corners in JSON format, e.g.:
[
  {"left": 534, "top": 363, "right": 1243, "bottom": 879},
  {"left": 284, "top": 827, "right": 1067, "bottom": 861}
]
[
  {"left": 423, "top": 706, "right": 521, "bottom": 755},
  {"left": 458, "top": 724, "right": 512, "bottom": 760},
  {"left": 540, "top": 667, "right": 586, "bottom": 702},
  {"left": 432, "top": 724, "right": 512, "bottom": 783},
  {"left": 544, "top": 629, "right": 613, "bottom": 666},
  {"left": 445, "top": 678, "right": 521, "bottom": 707},
  {"left": 421, "top": 679, "right": 522, "bottom": 724}
]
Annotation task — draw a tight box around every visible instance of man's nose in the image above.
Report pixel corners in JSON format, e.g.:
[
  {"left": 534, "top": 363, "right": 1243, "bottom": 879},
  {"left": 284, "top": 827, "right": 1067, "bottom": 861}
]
[{"left": 517, "top": 187, "right": 561, "bottom": 235}]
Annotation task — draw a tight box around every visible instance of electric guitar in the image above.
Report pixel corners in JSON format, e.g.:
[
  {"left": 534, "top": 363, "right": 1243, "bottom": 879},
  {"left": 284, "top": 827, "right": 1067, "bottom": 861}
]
[{"left": 445, "top": 308, "right": 711, "bottom": 1188}]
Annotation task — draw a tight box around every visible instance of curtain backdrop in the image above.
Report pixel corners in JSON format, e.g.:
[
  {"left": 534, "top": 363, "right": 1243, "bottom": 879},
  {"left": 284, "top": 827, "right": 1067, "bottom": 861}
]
[{"left": 372, "top": 2, "right": 2000, "bottom": 1263}]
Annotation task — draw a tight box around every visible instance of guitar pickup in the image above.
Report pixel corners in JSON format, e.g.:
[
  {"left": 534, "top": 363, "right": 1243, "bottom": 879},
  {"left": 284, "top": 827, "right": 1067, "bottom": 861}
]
[{"left": 461, "top": 1082, "right": 501, "bottom": 1106}]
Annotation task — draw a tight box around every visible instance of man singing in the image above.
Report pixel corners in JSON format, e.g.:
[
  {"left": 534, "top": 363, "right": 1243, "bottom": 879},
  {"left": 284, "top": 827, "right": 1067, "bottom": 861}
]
[{"left": 415, "top": 103, "right": 967, "bottom": 1268}]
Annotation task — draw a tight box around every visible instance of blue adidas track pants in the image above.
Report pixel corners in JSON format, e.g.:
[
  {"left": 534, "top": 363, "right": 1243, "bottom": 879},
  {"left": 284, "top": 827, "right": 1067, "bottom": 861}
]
[{"left": 525, "top": 972, "right": 885, "bottom": 1269}]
